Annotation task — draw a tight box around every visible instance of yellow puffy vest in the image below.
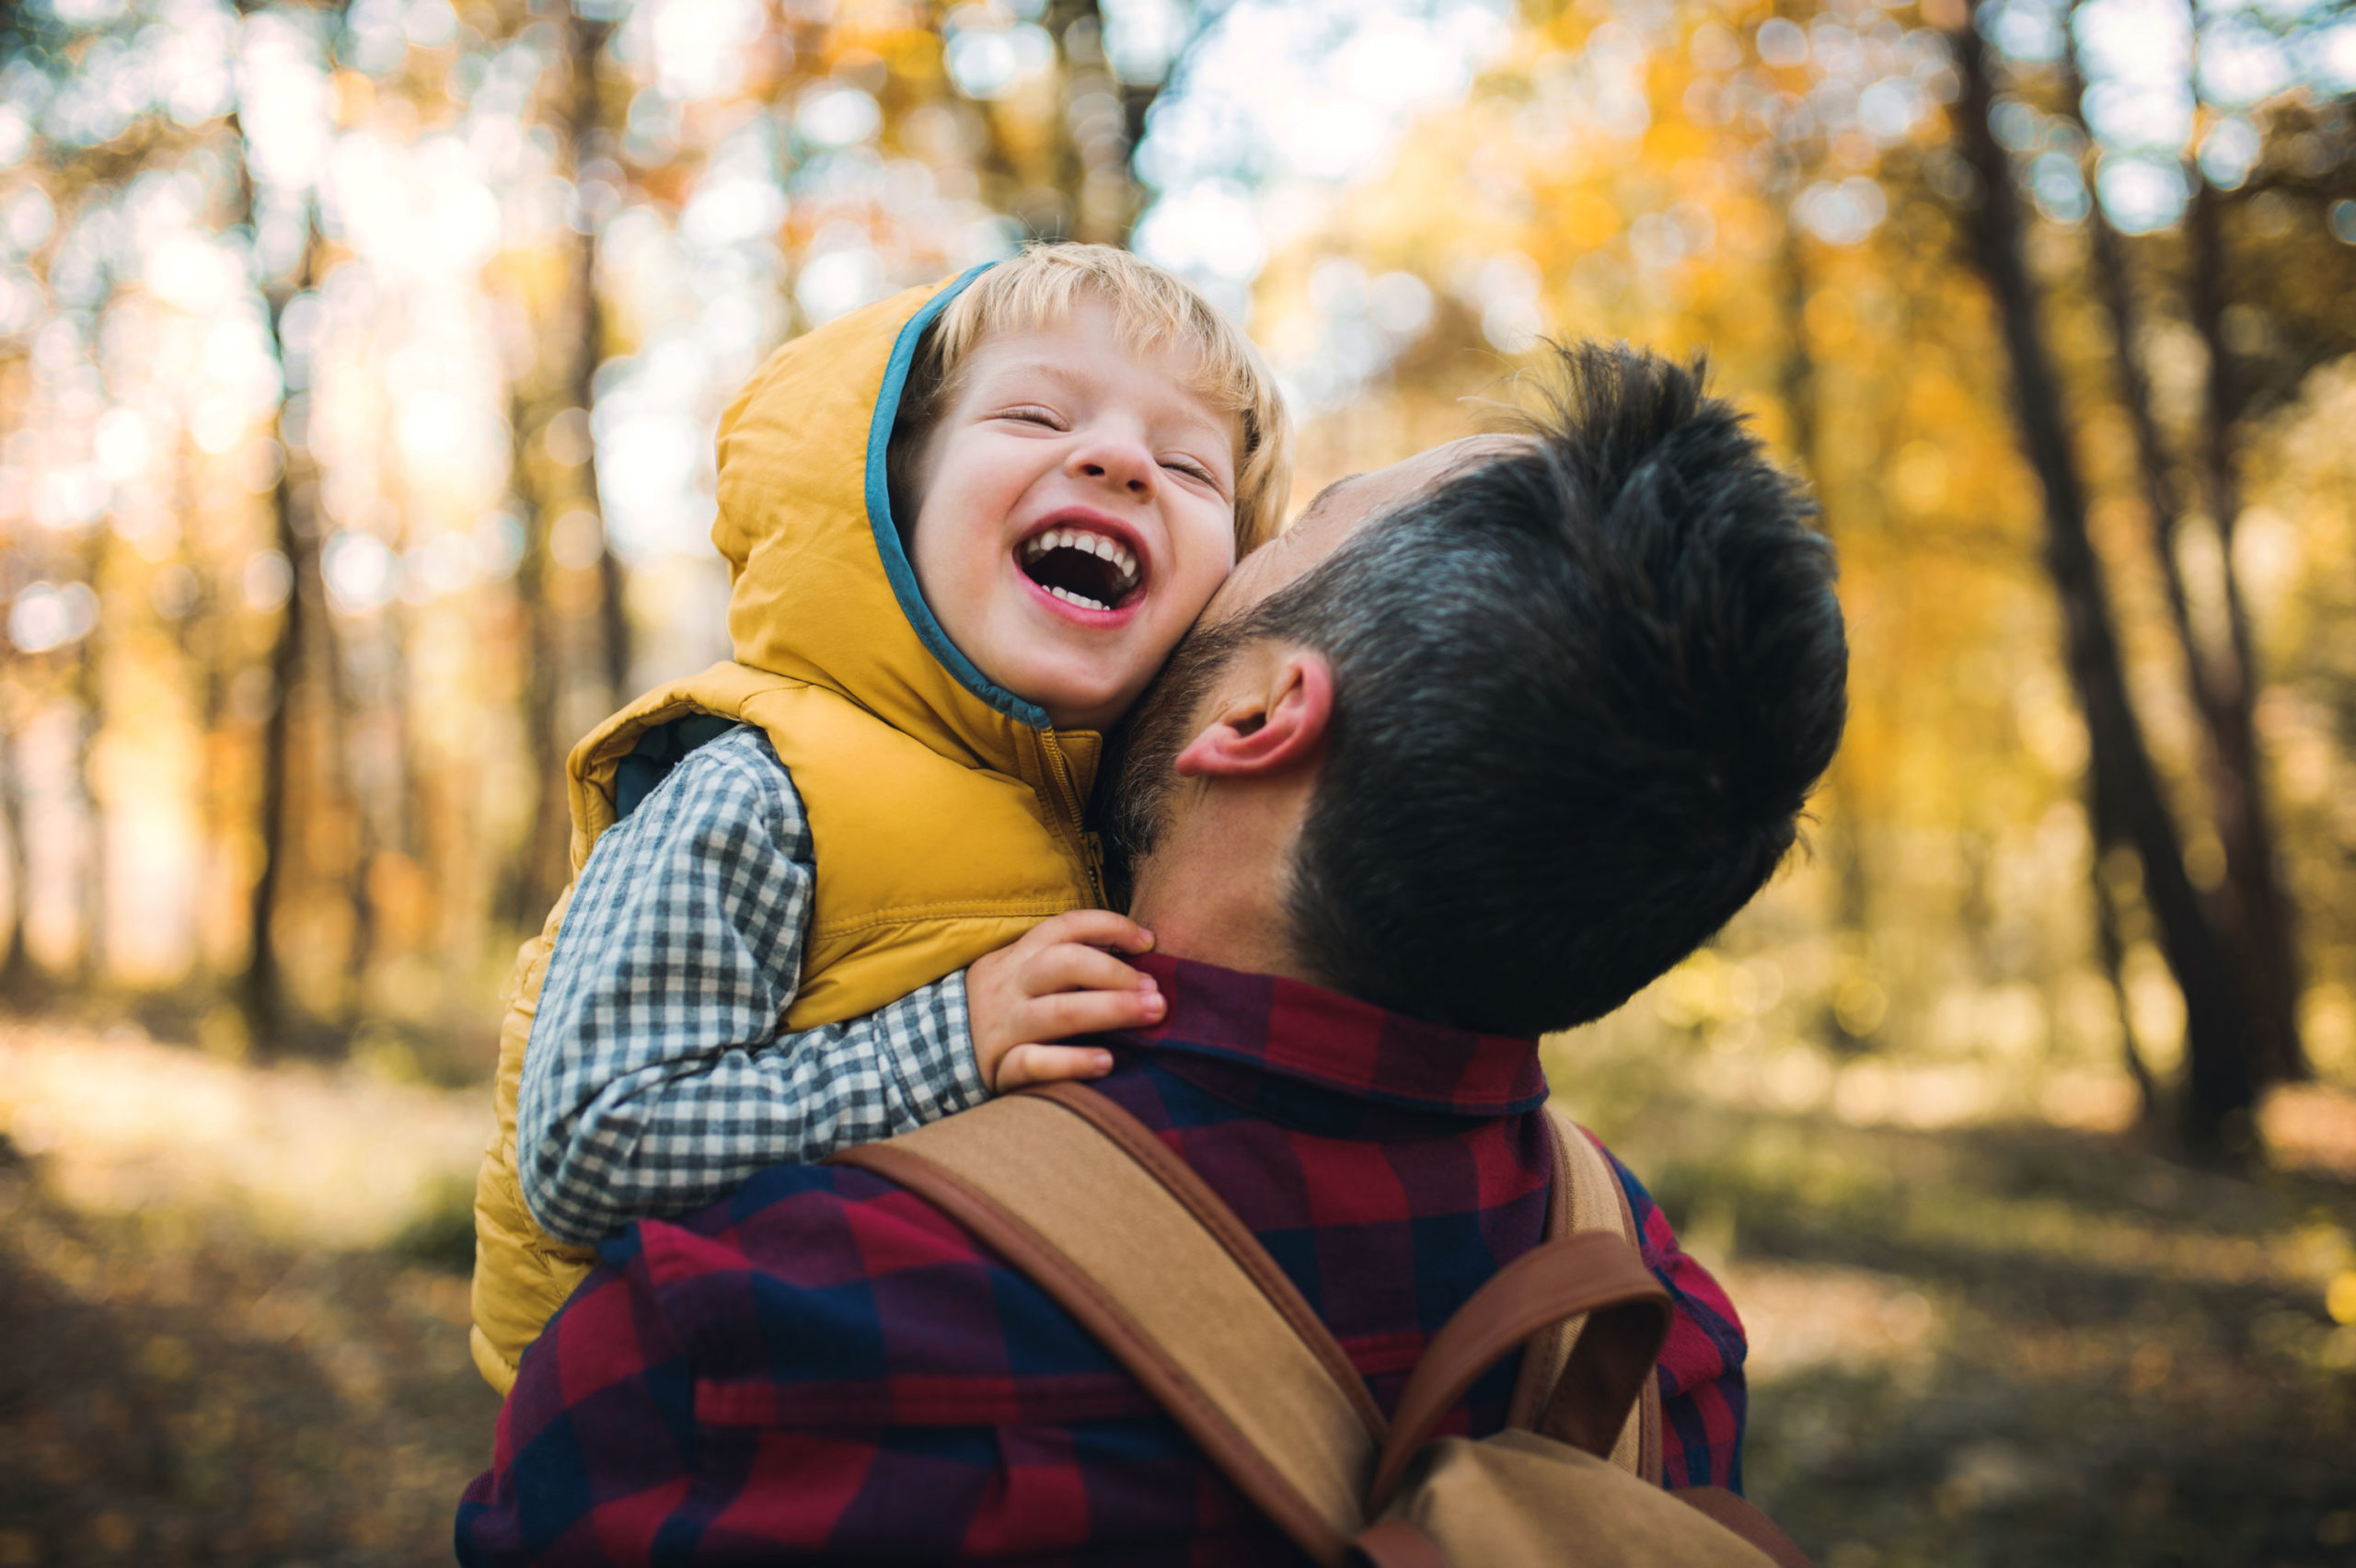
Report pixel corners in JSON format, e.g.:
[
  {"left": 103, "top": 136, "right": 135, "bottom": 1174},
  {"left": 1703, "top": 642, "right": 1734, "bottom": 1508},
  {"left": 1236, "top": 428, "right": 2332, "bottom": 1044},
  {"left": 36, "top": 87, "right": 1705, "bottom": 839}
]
[{"left": 468, "top": 270, "right": 1104, "bottom": 1393}]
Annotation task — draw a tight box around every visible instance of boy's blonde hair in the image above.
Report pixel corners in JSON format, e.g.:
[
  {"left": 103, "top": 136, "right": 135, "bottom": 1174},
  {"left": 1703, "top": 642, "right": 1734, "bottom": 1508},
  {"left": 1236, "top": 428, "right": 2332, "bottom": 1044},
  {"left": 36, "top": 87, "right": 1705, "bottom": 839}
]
[{"left": 891, "top": 243, "right": 1291, "bottom": 552}]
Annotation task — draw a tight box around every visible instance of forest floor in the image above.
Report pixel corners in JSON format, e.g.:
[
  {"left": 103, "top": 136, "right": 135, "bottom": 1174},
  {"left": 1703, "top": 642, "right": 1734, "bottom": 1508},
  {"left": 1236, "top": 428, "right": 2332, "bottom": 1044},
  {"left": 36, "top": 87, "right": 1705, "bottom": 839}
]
[
  {"left": 0, "top": 1012, "right": 2352, "bottom": 1567},
  {"left": 0, "top": 1017, "right": 497, "bottom": 1567},
  {"left": 1594, "top": 1086, "right": 2356, "bottom": 1568}
]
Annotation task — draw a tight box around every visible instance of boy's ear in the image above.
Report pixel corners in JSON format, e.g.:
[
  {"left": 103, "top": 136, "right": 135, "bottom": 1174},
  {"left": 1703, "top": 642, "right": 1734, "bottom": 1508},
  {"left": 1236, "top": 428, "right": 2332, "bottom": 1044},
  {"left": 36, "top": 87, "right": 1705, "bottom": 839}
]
[{"left": 1173, "top": 649, "right": 1333, "bottom": 779}]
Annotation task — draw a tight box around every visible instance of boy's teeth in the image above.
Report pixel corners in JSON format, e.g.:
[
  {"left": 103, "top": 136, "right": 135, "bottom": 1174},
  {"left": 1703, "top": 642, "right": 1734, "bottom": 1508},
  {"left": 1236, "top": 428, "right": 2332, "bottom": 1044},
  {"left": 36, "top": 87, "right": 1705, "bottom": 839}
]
[
  {"left": 1046, "top": 584, "right": 1108, "bottom": 611},
  {"left": 1022, "top": 526, "right": 1140, "bottom": 591}
]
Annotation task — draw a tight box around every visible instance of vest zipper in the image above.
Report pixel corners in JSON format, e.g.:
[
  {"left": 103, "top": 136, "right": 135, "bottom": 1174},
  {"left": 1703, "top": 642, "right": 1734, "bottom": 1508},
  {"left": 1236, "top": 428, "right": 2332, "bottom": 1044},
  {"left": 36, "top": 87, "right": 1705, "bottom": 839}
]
[{"left": 1037, "top": 731, "right": 1106, "bottom": 908}]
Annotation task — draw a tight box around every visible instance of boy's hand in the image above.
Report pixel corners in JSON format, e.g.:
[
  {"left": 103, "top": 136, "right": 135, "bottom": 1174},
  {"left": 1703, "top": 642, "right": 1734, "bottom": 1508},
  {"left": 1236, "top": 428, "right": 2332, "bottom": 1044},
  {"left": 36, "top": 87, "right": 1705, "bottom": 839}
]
[{"left": 966, "top": 911, "right": 1162, "bottom": 1092}]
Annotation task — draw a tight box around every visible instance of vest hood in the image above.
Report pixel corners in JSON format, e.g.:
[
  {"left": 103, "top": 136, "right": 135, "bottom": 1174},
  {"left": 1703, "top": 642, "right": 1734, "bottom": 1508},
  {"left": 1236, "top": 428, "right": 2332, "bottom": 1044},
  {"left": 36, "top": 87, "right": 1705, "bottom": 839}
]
[{"left": 713, "top": 263, "right": 1068, "bottom": 769}]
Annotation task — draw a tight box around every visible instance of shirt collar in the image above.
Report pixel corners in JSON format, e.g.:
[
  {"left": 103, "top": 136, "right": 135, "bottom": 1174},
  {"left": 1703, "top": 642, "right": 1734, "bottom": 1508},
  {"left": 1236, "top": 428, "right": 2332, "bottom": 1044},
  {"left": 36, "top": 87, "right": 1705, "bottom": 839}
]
[{"left": 1107, "top": 952, "right": 1549, "bottom": 1118}]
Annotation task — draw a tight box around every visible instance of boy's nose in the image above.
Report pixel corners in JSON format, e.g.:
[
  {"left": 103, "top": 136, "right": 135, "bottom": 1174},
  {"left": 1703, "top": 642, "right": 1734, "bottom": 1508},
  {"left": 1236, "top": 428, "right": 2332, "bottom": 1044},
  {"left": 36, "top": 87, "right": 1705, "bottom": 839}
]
[{"left": 1068, "top": 437, "right": 1155, "bottom": 499}]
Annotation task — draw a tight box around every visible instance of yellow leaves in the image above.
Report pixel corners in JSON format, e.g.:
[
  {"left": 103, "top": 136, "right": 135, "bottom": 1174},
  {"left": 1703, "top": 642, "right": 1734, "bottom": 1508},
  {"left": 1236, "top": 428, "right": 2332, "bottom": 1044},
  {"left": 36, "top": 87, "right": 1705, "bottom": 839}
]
[
  {"left": 332, "top": 71, "right": 375, "bottom": 129},
  {"left": 1712, "top": 197, "right": 1779, "bottom": 264},
  {"left": 2263, "top": 1087, "right": 2356, "bottom": 1181},
  {"left": 2180, "top": 832, "right": 2228, "bottom": 894},
  {"left": 1646, "top": 120, "right": 1711, "bottom": 165},
  {"left": 1833, "top": 976, "right": 1890, "bottom": 1037},
  {"left": 365, "top": 852, "right": 437, "bottom": 951},
  {"left": 1902, "top": 367, "right": 1974, "bottom": 427},
  {"left": 2304, "top": 986, "right": 2356, "bottom": 1078},
  {"left": 874, "top": 29, "right": 945, "bottom": 86},
  {"left": 1804, "top": 287, "right": 1855, "bottom": 352},
  {"left": 1650, "top": 948, "right": 1791, "bottom": 1032},
  {"left": 482, "top": 248, "right": 571, "bottom": 319},
  {"left": 199, "top": 1004, "right": 252, "bottom": 1066},
  {"left": 1892, "top": 440, "right": 1951, "bottom": 515},
  {"left": 1561, "top": 190, "right": 1623, "bottom": 249}
]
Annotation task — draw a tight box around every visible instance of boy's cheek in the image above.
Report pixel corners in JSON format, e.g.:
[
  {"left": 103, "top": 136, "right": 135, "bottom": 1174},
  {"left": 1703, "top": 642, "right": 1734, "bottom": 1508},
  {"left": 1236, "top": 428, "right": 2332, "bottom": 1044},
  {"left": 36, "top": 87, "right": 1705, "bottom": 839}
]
[
  {"left": 1169, "top": 531, "right": 1240, "bottom": 625},
  {"left": 1129, "top": 562, "right": 1231, "bottom": 674}
]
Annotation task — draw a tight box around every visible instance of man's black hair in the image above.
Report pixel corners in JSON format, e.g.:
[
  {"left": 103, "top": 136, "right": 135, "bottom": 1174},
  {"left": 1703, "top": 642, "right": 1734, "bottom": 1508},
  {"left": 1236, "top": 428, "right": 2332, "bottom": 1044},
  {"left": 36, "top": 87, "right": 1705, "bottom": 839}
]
[{"left": 1106, "top": 341, "right": 1848, "bottom": 1036}]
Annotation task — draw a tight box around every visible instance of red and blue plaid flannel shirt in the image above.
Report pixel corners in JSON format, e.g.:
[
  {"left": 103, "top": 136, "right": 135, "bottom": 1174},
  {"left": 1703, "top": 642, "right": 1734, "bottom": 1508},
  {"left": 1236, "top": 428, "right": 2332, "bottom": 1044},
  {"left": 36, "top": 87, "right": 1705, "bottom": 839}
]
[{"left": 457, "top": 955, "right": 1748, "bottom": 1564}]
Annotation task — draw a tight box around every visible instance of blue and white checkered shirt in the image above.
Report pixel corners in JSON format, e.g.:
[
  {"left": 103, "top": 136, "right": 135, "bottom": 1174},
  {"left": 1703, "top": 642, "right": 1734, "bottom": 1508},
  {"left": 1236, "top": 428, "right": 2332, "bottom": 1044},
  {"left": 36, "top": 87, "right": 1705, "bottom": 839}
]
[{"left": 515, "top": 725, "right": 988, "bottom": 1245}]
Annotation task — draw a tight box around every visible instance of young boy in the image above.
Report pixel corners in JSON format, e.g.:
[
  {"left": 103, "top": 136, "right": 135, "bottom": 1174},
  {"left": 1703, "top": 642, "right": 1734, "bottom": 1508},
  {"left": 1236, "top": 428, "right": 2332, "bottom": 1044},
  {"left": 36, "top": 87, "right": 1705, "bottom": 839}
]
[{"left": 467, "top": 245, "right": 1291, "bottom": 1393}]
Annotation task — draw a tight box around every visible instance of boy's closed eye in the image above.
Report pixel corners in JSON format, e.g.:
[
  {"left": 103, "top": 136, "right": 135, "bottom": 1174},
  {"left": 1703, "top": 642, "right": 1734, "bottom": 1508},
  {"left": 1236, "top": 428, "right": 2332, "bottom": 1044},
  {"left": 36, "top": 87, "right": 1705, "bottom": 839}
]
[
  {"left": 1159, "top": 454, "right": 1221, "bottom": 489},
  {"left": 996, "top": 404, "right": 1067, "bottom": 429},
  {"left": 991, "top": 405, "right": 1222, "bottom": 491}
]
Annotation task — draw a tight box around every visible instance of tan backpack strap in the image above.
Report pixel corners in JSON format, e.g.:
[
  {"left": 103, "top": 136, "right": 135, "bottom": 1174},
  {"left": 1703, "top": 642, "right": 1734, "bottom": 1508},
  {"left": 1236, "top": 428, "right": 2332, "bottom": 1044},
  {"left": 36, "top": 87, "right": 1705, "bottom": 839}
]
[
  {"left": 829, "top": 1085, "right": 1376, "bottom": 1568},
  {"left": 1024, "top": 1083, "right": 1386, "bottom": 1436},
  {"left": 1365, "top": 1231, "right": 1669, "bottom": 1514},
  {"left": 1507, "top": 1104, "right": 1666, "bottom": 1483},
  {"left": 1348, "top": 1518, "right": 1453, "bottom": 1568},
  {"left": 1677, "top": 1488, "right": 1817, "bottom": 1568},
  {"left": 1562, "top": 1106, "right": 1667, "bottom": 1483},
  {"left": 1506, "top": 1112, "right": 1581, "bottom": 1430},
  {"left": 1597, "top": 1122, "right": 1669, "bottom": 1486}
]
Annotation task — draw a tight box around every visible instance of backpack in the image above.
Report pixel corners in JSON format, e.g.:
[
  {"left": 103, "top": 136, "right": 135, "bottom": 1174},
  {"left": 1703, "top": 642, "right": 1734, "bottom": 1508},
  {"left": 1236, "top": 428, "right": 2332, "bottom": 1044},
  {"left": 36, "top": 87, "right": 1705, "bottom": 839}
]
[{"left": 831, "top": 1082, "right": 1810, "bottom": 1567}]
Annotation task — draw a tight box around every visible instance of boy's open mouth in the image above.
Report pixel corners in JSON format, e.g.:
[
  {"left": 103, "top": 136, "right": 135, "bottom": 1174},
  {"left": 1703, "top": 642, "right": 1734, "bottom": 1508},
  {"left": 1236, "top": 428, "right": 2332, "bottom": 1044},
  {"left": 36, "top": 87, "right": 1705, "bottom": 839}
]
[{"left": 1018, "top": 525, "right": 1143, "bottom": 614}]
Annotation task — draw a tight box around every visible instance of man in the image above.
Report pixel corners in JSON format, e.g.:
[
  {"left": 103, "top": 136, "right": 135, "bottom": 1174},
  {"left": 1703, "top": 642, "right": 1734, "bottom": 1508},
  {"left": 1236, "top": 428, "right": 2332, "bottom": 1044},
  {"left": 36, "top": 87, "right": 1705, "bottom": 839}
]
[{"left": 456, "top": 343, "right": 1847, "bottom": 1563}]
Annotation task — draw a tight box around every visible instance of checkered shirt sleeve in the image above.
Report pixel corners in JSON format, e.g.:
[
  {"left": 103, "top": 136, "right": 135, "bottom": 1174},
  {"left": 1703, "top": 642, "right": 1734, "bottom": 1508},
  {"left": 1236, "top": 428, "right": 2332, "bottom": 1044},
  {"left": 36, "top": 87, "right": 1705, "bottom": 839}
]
[{"left": 514, "top": 725, "right": 990, "bottom": 1245}]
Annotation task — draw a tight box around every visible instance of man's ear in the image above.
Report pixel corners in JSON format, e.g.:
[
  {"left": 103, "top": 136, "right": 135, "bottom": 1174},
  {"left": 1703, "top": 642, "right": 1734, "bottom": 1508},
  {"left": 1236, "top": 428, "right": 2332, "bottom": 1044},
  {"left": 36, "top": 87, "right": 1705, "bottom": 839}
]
[{"left": 1172, "top": 649, "right": 1334, "bottom": 778}]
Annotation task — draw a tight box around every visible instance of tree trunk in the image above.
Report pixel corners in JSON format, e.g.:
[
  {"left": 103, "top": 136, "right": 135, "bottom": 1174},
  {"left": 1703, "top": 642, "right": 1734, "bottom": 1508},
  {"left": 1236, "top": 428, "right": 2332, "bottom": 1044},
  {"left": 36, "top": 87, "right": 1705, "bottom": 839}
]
[
  {"left": 244, "top": 363, "right": 305, "bottom": 1045},
  {"left": 1776, "top": 211, "right": 1821, "bottom": 490},
  {"left": 1077, "top": 0, "right": 1165, "bottom": 246},
  {"left": 0, "top": 714, "right": 33, "bottom": 1000},
  {"left": 2088, "top": 786, "right": 2163, "bottom": 1121},
  {"left": 1949, "top": 5, "right": 2255, "bottom": 1152},
  {"left": 505, "top": 393, "right": 572, "bottom": 930},
  {"left": 505, "top": 10, "right": 621, "bottom": 926},
  {"left": 252, "top": 352, "right": 364, "bottom": 1039},
  {"left": 561, "top": 12, "right": 630, "bottom": 706},
  {"left": 2183, "top": 168, "right": 2304, "bottom": 1086},
  {"left": 232, "top": 75, "right": 343, "bottom": 1043},
  {"left": 2059, "top": 17, "right": 2304, "bottom": 1094},
  {"left": 339, "top": 612, "right": 422, "bottom": 1017},
  {"left": 1773, "top": 207, "right": 1876, "bottom": 993},
  {"left": 967, "top": 1, "right": 1154, "bottom": 244},
  {"left": 69, "top": 537, "right": 107, "bottom": 987}
]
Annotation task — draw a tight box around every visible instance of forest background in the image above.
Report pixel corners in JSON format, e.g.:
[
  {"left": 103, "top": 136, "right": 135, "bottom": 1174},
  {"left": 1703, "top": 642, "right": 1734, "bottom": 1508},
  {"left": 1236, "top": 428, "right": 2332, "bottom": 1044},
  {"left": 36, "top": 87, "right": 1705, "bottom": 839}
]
[{"left": 1, "top": 0, "right": 2353, "bottom": 1562}]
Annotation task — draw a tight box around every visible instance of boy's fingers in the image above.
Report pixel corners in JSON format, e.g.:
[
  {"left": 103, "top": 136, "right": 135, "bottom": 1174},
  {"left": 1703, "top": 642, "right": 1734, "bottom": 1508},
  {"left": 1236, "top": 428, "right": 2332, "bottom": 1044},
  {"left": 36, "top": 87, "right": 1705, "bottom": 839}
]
[
  {"left": 1027, "top": 909, "right": 1155, "bottom": 956},
  {"left": 1023, "top": 942, "right": 1155, "bottom": 998},
  {"left": 994, "top": 1043, "right": 1116, "bottom": 1091},
  {"left": 1022, "top": 986, "right": 1167, "bottom": 1043}
]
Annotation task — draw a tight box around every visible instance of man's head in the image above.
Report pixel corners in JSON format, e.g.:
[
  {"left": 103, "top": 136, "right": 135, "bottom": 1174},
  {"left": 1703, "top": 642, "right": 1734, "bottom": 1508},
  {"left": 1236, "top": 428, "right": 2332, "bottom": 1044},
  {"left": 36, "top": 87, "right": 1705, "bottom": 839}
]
[
  {"left": 1107, "top": 341, "right": 1847, "bottom": 1036},
  {"left": 885, "top": 244, "right": 1290, "bottom": 732}
]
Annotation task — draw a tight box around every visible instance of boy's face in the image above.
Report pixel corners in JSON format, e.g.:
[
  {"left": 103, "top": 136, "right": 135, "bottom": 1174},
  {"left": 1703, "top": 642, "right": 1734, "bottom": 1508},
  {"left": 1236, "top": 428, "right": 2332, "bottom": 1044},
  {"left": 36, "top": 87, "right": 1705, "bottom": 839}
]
[{"left": 906, "top": 301, "right": 1241, "bottom": 733}]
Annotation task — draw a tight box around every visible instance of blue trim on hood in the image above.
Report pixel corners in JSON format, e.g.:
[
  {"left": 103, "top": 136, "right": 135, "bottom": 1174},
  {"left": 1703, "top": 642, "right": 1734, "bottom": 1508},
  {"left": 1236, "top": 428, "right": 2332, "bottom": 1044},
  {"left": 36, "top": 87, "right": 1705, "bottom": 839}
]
[{"left": 863, "top": 260, "right": 1050, "bottom": 730}]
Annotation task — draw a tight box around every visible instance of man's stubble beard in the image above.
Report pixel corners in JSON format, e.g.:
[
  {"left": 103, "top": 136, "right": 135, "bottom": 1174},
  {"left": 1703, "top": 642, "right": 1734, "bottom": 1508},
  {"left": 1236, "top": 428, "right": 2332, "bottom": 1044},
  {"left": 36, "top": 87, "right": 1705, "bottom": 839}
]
[{"left": 1098, "top": 619, "right": 1249, "bottom": 906}]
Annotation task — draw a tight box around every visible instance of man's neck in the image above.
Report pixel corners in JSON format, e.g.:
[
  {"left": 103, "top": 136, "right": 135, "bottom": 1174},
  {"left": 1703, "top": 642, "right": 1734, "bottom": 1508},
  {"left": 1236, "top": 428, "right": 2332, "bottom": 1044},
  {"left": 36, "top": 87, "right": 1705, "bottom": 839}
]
[{"left": 1126, "top": 844, "right": 1316, "bottom": 988}]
